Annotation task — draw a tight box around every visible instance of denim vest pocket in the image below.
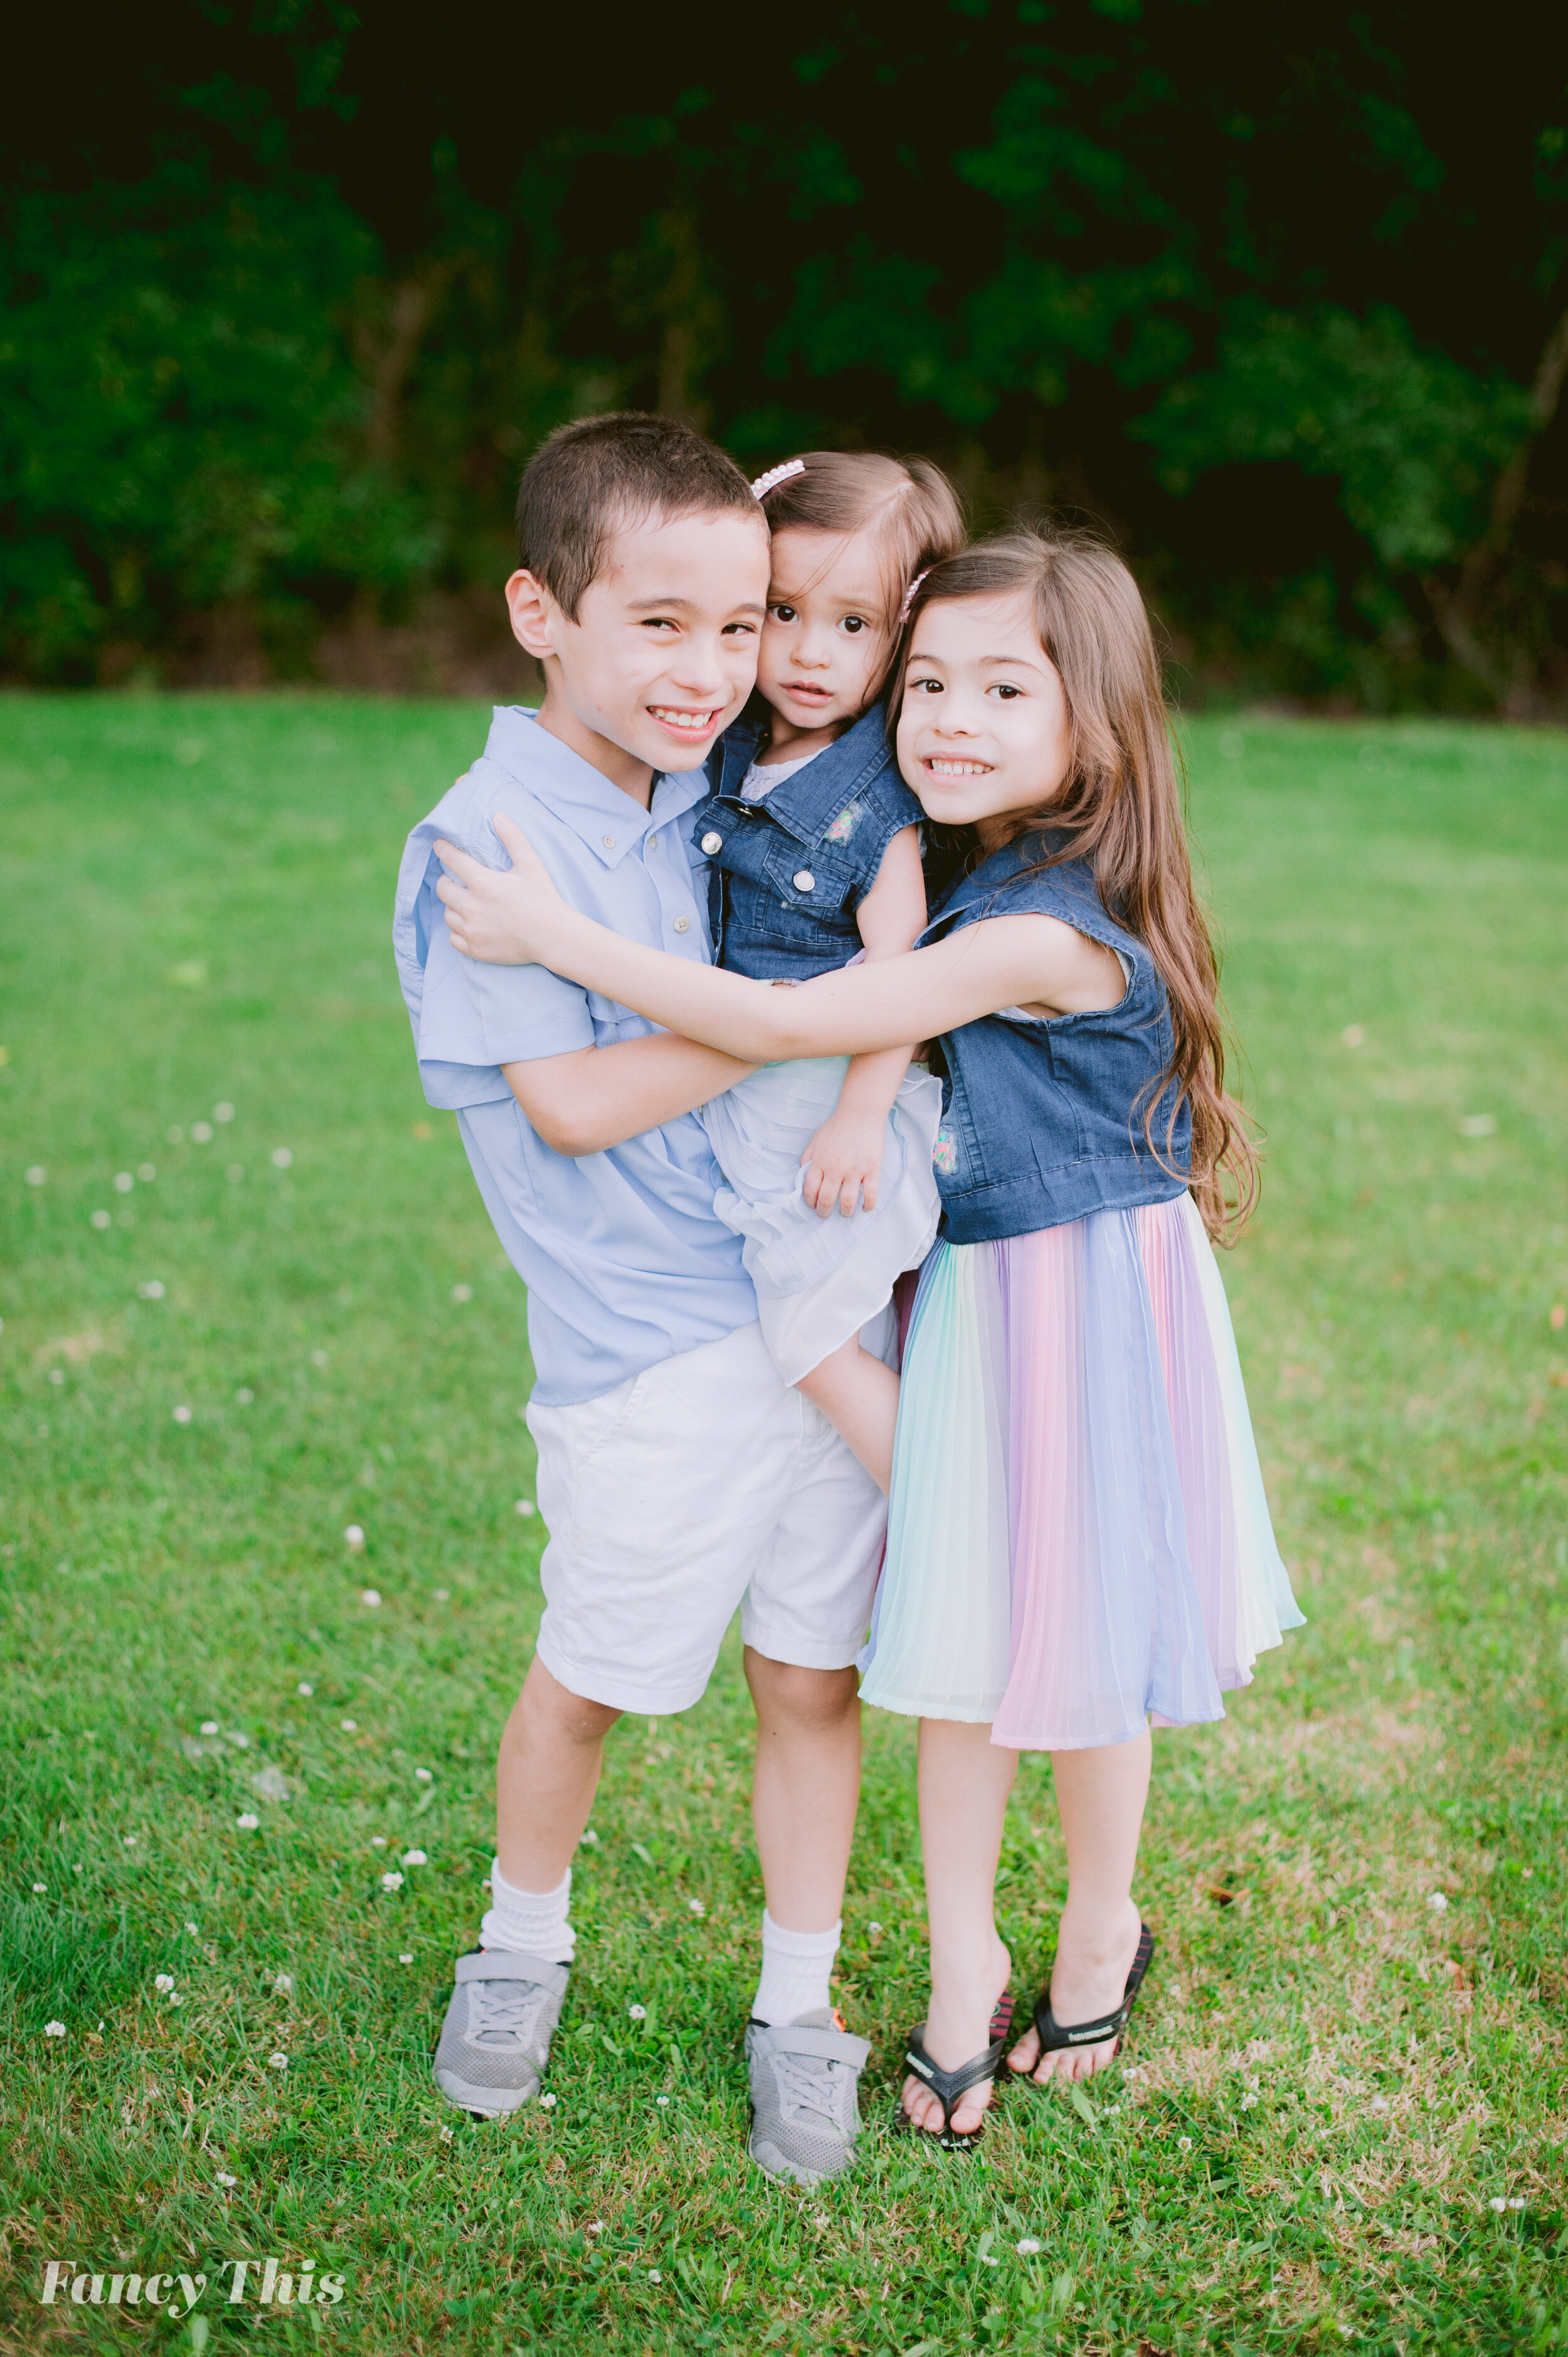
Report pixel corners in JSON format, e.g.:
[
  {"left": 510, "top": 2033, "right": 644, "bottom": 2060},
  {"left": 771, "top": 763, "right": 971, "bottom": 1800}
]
[{"left": 749, "top": 841, "right": 861, "bottom": 951}]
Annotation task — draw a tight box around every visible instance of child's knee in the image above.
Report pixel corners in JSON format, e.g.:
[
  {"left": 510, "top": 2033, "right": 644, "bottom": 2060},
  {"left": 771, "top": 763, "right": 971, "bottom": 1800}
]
[{"left": 748, "top": 1652, "right": 859, "bottom": 1731}]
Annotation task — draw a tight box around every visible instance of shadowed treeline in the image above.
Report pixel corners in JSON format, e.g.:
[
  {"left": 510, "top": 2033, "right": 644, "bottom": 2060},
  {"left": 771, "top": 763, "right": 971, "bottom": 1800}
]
[{"left": 3, "top": 3, "right": 1565, "bottom": 708}]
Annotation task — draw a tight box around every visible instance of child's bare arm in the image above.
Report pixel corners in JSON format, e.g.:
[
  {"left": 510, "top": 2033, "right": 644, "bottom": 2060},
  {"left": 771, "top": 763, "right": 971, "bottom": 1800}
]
[
  {"left": 504, "top": 1035, "right": 756, "bottom": 1158},
  {"left": 800, "top": 826, "right": 926, "bottom": 1217}
]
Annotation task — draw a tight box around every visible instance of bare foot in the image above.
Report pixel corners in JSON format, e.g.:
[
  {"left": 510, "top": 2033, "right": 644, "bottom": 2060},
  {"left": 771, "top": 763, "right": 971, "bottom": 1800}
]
[
  {"left": 901, "top": 1934, "right": 1011, "bottom": 2139},
  {"left": 1007, "top": 1898, "right": 1142, "bottom": 2085}
]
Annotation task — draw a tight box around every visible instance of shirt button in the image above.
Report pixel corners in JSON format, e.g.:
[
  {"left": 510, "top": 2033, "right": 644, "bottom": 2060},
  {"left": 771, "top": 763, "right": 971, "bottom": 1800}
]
[
  {"left": 673, "top": 915, "right": 691, "bottom": 934},
  {"left": 701, "top": 831, "right": 723, "bottom": 855},
  {"left": 793, "top": 870, "right": 815, "bottom": 893},
  {"left": 602, "top": 834, "right": 616, "bottom": 849},
  {"left": 646, "top": 831, "right": 657, "bottom": 847}
]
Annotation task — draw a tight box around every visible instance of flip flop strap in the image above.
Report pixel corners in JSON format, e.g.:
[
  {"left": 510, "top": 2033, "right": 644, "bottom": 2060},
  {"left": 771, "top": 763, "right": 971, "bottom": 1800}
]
[
  {"left": 1033, "top": 1920, "right": 1157, "bottom": 2051},
  {"left": 904, "top": 2030, "right": 1004, "bottom": 2107}
]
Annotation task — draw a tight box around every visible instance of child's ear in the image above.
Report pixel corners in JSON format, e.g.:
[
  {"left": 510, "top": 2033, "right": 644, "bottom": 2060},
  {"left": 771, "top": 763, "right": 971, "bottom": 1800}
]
[{"left": 506, "top": 570, "right": 558, "bottom": 659}]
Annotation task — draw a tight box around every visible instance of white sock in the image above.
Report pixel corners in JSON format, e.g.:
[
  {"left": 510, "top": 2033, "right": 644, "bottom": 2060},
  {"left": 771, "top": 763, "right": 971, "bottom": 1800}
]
[
  {"left": 750, "top": 1910, "right": 840, "bottom": 2025},
  {"left": 479, "top": 1860, "right": 575, "bottom": 1962}
]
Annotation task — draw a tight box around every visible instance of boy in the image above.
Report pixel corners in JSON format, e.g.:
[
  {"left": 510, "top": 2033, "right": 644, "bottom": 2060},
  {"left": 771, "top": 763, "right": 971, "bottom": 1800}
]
[{"left": 392, "top": 414, "right": 891, "bottom": 2184}]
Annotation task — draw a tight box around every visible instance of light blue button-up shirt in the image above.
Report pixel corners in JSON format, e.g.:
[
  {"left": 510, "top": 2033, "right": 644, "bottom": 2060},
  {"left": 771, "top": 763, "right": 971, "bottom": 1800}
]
[{"left": 393, "top": 706, "right": 755, "bottom": 1406}]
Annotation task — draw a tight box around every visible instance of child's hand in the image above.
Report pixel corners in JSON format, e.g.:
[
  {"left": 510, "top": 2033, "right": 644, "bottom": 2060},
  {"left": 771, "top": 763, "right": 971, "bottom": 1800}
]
[
  {"left": 435, "top": 811, "right": 563, "bottom": 966},
  {"left": 800, "top": 1107, "right": 887, "bottom": 1218}
]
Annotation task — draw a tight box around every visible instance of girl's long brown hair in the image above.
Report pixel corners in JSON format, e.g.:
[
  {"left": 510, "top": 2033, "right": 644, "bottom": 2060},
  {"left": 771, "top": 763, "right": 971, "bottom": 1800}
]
[{"left": 898, "top": 525, "right": 1260, "bottom": 1242}]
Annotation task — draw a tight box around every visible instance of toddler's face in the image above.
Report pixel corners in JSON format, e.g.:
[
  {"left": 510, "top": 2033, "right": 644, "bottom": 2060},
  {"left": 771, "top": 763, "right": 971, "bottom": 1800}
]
[
  {"left": 756, "top": 526, "right": 893, "bottom": 737},
  {"left": 896, "top": 590, "right": 1073, "bottom": 842}
]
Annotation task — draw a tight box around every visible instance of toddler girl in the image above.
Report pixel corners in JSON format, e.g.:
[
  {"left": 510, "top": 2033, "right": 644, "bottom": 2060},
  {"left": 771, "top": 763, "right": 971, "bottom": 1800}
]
[
  {"left": 434, "top": 522, "right": 1303, "bottom": 2150},
  {"left": 693, "top": 450, "right": 963, "bottom": 1489}
]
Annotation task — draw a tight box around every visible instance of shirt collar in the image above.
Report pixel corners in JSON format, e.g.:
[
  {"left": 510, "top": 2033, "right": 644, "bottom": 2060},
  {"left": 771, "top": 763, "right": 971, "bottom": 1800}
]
[
  {"left": 709, "top": 703, "right": 897, "bottom": 846},
  {"left": 482, "top": 706, "right": 711, "bottom": 868}
]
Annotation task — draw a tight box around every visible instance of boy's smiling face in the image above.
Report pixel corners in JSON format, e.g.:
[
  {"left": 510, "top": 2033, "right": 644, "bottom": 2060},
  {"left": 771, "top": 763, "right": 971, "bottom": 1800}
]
[{"left": 507, "top": 507, "right": 770, "bottom": 800}]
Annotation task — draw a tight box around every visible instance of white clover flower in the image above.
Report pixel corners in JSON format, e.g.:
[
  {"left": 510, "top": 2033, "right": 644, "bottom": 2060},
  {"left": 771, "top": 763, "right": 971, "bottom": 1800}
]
[
  {"left": 402, "top": 1849, "right": 427, "bottom": 1867},
  {"left": 114, "top": 1172, "right": 134, "bottom": 1193},
  {"left": 1017, "top": 2238, "right": 1042, "bottom": 2256},
  {"left": 580, "top": 1828, "right": 599, "bottom": 1845},
  {"left": 433, "top": 1587, "right": 449, "bottom": 1601},
  {"left": 655, "top": 2094, "right": 669, "bottom": 2106},
  {"left": 270, "top": 1147, "right": 294, "bottom": 1168},
  {"left": 184, "top": 1922, "right": 198, "bottom": 1935},
  {"left": 269, "top": 2051, "right": 289, "bottom": 2070},
  {"left": 360, "top": 1589, "right": 381, "bottom": 1608},
  {"left": 1370, "top": 2095, "right": 1389, "bottom": 2114},
  {"left": 1508, "top": 2197, "right": 1527, "bottom": 2211},
  {"left": 26, "top": 1165, "right": 47, "bottom": 1186},
  {"left": 515, "top": 1496, "right": 536, "bottom": 1517},
  {"left": 398, "top": 1953, "right": 413, "bottom": 1965},
  {"left": 312, "top": 1350, "right": 330, "bottom": 1368},
  {"left": 33, "top": 1881, "right": 46, "bottom": 1894},
  {"left": 341, "top": 1718, "right": 358, "bottom": 1732},
  {"left": 1490, "top": 2196, "right": 1507, "bottom": 2213},
  {"left": 687, "top": 1898, "right": 705, "bottom": 1917},
  {"left": 215, "top": 1103, "right": 235, "bottom": 1123},
  {"left": 91, "top": 1210, "right": 112, "bottom": 1230},
  {"left": 628, "top": 2004, "right": 647, "bottom": 2020},
  {"left": 191, "top": 1122, "right": 213, "bottom": 1144},
  {"left": 235, "top": 1813, "right": 260, "bottom": 1831},
  {"left": 170, "top": 1994, "right": 183, "bottom": 2006},
  {"left": 539, "top": 2092, "right": 558, "bottom": 2109},
  {"left": 297, "top": 1681, "right": 313, "bottom": 1696},
  {"left": 414, "top": 1767, "right": 433, "bottom": 1782},
  {"left": 647, "top": 2270, "right": 662, "bottom": 2283},
  {"left": 273, "top": 1973, "right": 294, "bottom": 1995},
  {"left": 452, "top": 1284, "right": 472, "bottom": 1302},
  {"left": 1241, "top": 2090, "right": 1259, "bottom": 2109},
  {"left": 587, "top": 2221, "right": 603, "bottom": 2235},
  {"left": 1428, "top": 1891, "right": 1449, "bottom": 1912},
  {"left": 1179, "top": 2135, "right": 1192, "bottom": 2150},
  {"left": 138, "top": 1163, "right": 156, "bottom": 1182},
  {"left": 122, "top": 1835, "right": 138, "bottom": 1848},
  {"left": 236, "top": 1386, "right": 254, "bottom": 1403},
  {"left": 371, "top": 1836, "right": 388, "bottom": 1849},
  {"left": 172, "top": 1405, "right": 193, "bottom": 1425},
  {"left": 440, "top": 2124, "right": 453, "bottom": 2141},
  {"left": 343, "top": 1523, "right": 364, "bottom": 1548},
  {"left": 216, "top": 2171, "right": 237, "bottom": 2187},
  {"left": 45, "top": 2021, "right": 66, "bottom": 2037},
  {"left": 867, "top": 1920, "right": 883, "bottom": 1935},
  {"left": 381, "top": 1871, "right": 404, "bottom": 1891},
  {"left": 155, "top": 1974, "right": 176, "bottom": 1993},
  {"left": 139, "top": 1280, "right": 166, "bottom": 1299}
]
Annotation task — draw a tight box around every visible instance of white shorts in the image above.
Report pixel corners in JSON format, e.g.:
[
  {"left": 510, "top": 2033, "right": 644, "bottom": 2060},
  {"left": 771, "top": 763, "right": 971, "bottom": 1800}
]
[{"left": 526, "top": 1314, "right": 892, "bottom": 1715}]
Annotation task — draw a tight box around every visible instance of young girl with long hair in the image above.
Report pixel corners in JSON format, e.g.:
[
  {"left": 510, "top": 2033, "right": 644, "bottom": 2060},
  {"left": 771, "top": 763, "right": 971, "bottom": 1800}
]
[{"left": 434, "top": 524, "right": 1302, "bottom": 2150}]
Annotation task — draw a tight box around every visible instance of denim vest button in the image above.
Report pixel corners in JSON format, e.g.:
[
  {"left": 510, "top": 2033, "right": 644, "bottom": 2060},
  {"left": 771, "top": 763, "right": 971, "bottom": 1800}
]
[
  {"left": 701, "top": 831, "right": 723, "bottom": 855},
  {"left": 792, "top": 870, "right": 815, "bottom": 892}
]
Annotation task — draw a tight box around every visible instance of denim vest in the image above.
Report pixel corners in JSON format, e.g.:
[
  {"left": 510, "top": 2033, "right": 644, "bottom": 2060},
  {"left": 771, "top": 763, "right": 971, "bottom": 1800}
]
[
  {"left": 691, "top": 703, "right": 924, "bottom": 980},
  {"left": 923, "top": 834, "right": 1191, "bottom": 1243}
]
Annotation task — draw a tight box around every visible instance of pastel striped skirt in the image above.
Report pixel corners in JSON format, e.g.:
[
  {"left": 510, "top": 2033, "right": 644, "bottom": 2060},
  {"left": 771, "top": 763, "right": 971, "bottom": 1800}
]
[{"left": 859, "top": 1191, "right": 1302, "bottom": 1749}]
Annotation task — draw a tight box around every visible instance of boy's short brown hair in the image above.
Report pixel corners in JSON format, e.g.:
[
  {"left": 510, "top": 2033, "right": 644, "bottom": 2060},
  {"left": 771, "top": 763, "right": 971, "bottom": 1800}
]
[{"left": 516, "top": 412, "right": 763, "bottom": 620}]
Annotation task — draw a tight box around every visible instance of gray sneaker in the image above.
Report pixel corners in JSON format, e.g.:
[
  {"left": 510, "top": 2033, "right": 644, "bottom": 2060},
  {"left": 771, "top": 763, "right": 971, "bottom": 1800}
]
[
  {"left": 744, "top": 2008, "right": 871, "bottom": 2186},
  {"left": 432, "top": 1949, "right": 571, "bottom": 2117}
]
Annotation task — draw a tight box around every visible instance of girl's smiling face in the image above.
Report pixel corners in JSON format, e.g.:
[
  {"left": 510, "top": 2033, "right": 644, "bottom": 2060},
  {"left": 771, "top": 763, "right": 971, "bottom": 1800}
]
[
  {"left": 896, "top": 589, "right": 1073, "bottom": 848},
  {"left": 755, "top": 525, "right": 894, "bottom": 743}
]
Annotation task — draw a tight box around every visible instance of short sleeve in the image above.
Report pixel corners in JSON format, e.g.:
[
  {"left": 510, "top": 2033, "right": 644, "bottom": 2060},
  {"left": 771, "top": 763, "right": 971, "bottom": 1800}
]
[{"left": 393, "top": 766, "right": 596, "bottom": 1112}]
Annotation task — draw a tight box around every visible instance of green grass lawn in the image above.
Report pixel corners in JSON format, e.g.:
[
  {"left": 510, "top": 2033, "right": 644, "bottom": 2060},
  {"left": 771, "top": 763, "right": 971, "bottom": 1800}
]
[{"left": 1, "top": 694, "right": 1565, "bottom": 2357}]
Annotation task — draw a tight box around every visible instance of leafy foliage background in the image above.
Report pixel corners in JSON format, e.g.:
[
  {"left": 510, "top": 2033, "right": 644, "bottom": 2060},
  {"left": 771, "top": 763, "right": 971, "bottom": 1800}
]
[{"left": 3, "top": 1, "right": 1565, "bottom": 706}]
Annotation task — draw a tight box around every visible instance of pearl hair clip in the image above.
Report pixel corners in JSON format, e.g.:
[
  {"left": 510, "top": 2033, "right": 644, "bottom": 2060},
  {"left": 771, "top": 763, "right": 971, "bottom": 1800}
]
[
  {"left": 898, "top": 569, "right": 931, "bottom": 625},
  {"left": 751, "top": 457, "right": 807, "bottom": 501}
]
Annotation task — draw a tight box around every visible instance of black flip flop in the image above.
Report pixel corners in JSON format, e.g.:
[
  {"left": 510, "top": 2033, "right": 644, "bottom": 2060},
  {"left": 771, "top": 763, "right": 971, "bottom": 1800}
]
[
  {"left": 893, "top": 1993, "right": 1016, "bottom": 2151},
  {"left": 1023, "top": 1921, "right": 1157, "bottom": 2074}
]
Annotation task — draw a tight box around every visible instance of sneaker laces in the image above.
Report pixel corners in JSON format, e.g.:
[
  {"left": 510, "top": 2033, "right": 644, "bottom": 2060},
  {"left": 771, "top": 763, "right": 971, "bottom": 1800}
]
[
  {"left": 467, "top": 1979, "right": 546, "bottom": 2048},
  {"left": 769, "top": 2046, "right": 847, "bottom": 2126}
]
